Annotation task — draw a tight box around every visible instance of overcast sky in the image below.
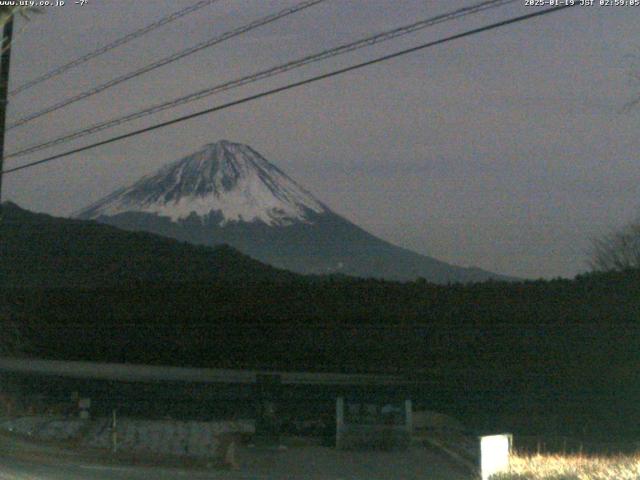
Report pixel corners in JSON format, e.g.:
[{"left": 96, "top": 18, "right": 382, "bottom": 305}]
[{"left": 3, "top": 0, "right": 640, "bottom": 279}]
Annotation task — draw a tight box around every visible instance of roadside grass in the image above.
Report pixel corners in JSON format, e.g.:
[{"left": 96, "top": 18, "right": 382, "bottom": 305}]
[{"left": 491, "top": 452, "right": 640, "bottom": 480}]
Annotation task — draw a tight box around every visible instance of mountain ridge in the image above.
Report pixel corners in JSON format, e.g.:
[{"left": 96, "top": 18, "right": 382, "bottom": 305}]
[{"left": 76, "top": 140, "right": 513, "bottom": 283}]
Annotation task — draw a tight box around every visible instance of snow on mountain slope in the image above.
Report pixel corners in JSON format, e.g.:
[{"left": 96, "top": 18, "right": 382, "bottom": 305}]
[
  {"left": 77, "top": 140, "right": 326, "bottom": 226},
  {"left": 75, "top": 140, "right": 513, "bottom": 283}
]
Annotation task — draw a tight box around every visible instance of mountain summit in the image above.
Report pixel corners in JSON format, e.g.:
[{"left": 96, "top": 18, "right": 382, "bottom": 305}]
[
  {"left": 77, "top": 140, "right": 326, "bottom": 226},
  {"left": 77, "top": 141, "right": 511, "bottom": 283}
]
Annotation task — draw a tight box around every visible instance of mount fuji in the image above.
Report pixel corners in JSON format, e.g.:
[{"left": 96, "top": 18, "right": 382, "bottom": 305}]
[{"left": 76, "top": 140, "right": 508, "bottom": 283}]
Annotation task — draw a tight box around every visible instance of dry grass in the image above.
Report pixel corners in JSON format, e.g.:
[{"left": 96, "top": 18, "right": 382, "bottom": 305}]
[{"left": 491, "top": 452, "right": 640, "bottom": 480}]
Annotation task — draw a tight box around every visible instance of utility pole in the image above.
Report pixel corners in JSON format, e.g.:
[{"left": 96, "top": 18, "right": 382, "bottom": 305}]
[{"left": 0, "top": 13, "right": 14, "bottom": 218}]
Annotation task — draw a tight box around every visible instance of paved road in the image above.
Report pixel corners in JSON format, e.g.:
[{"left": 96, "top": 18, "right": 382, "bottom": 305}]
[
  {"left": 0, "top": 444, "right": 473, "bottom": 479},
  {"left": 0, "top": 456, "right": 225, "bottom": 479}
]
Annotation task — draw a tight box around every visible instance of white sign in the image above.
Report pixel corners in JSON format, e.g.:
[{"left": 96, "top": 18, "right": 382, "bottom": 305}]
[{"left": 480, "top": 434, "right": 512, "bottom": 480}]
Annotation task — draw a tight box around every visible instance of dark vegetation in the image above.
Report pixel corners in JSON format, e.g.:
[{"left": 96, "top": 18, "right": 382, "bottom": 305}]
[{"left": 2, "top": 203, "right": 640, "bottom": 444}]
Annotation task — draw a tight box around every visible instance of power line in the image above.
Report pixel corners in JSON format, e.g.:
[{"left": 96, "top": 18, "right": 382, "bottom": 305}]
[
  {"left": 2, "top": 4, "right": 577, "bottom": 176},
  {"left": 9, "top": 0, "right": 220, "bottom": 97},
  {"left": 7, "top": 0, "right": 327, "bottom": 130},
  {"left": 6, "top": 0, "right": 517, "bottom": 159}
]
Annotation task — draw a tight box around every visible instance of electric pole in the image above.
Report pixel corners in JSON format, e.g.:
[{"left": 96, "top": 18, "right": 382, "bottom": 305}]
[{"left": 0, "top": 13, "right": 13, "bottom": 216}]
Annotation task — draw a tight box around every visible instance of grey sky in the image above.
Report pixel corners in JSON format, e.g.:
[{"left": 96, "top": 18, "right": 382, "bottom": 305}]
[{"left": 3, "top": 0, "right": 640, "bottom": 279}]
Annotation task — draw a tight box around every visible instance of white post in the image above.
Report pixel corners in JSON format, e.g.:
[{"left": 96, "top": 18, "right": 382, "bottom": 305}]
[
  {"left": 111, "top": 409, "right": 118, "bottom": 454},
  {"left": 480, "top": 434, "right": 512, "bottom": 480},
  {"left": 336, "top": 396, "right": 345, "bottom": 449},
  {"left": 404, "top": 399, "right": 413, "bottom": 434}
]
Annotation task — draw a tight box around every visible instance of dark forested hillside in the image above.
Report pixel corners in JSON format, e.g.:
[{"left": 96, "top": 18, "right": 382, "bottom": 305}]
[
  {"left": 1, "top": 202, "right": 296, "bottom": 288},
  {"left": 3, "top": 203, "right": 640, "bottom": 440}
]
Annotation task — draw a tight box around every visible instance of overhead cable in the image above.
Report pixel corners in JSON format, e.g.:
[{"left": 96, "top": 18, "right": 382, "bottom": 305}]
[
  {"left": 7, "top": 0, "right": 517, "bottom": 156},
  {"left": 10, "top": 0, "right": 220, "bottom": 96},
  {"left": 7, "top": 0, "right": 327, "bottom": 129},
  {"left": 2, "top": 4, "right": 577, "bottom": 176}
]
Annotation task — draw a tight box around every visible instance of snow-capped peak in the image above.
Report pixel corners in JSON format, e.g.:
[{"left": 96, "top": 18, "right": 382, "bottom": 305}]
[{"left": 76, "top": 141, "right": 327, "bottom": 226}]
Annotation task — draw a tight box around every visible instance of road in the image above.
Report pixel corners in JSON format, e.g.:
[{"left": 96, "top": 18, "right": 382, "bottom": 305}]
[
  {"left": 0, "top": 456, "right": 228, "bottom": 480},
  {"left": 0, "top": 442, "right": 473, "bottom": 479}
]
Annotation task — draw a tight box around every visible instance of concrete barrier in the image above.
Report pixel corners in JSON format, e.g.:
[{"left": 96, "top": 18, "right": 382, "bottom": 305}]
[{"left": 1, "top": 416, "right": 254, "bottom": 460}]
